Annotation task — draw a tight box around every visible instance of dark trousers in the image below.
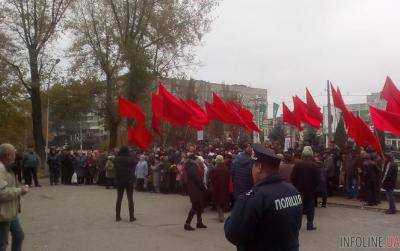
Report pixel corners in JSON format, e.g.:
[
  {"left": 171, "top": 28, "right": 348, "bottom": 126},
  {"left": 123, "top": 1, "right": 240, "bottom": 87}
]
[
  {"left": 315, "top": 193, "right": 327, "bottom": 207},
  {"left": 346, "top": 177, "right": 358, "bottom": 199},
  {"left": 302, "top": 194, "right": 315, "bottom": 228},
  {"left": 136, "top": 178, "right": 145, "bottom": 191},
  {"left": 185, "top": 202, "right": 203, "bottom": 225},
  {"left": 84, "top": 171, "right": 93, "bottom": 185},
  {"left": 327, "top": 176, "right": 339, "bottom": 196},
  {"left": 49, "top": 168, "right": 59, "bottom": 185},
  {"left": 385, "top": 189, "right": 396, "bottom": 212},
  {"left": 24, "top": 167, "right": 39, "bottom": 187},
  {"left": 14, "top": 168, "right": 22, "bottom": 183},
  {"left": 0, "top": 218, "right": 24, "bottom": 251},
  {"left": 106, "top": 178, "right": 114, "bottom": 189},
  {"left": 116, "top": 183, "right": 135, "bottom": 220},
  {"left": 366, "top": 181, "right": 379, "bottom": 205},
  {"left": 78, "top": 176, "right": 84, "bottom": 185},
  {"left": 61, "top": 167, "right": 72, "bottom": 184}
]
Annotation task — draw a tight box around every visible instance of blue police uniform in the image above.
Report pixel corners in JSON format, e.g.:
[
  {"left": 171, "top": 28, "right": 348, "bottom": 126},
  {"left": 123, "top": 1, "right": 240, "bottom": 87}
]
[{"left": 225, "top": 144, "right": 303, "bottom": 251}]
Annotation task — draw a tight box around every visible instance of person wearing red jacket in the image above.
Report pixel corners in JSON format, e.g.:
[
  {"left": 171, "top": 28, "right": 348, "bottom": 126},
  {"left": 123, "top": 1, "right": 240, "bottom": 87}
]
[{"left": 210, "top": 155, "right": 230, "bottom": 222}]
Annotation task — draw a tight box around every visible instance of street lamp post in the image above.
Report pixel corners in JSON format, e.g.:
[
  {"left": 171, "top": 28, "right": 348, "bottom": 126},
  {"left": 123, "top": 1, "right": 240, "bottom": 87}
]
[{"left": 45, "top": 58, "right": 60, "bottom": 170}]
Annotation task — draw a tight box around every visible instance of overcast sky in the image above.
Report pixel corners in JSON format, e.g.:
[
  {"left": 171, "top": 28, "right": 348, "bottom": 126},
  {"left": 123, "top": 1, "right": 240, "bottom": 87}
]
[{"left": 192, "top": 0, "right": 400, "bottom": 107}]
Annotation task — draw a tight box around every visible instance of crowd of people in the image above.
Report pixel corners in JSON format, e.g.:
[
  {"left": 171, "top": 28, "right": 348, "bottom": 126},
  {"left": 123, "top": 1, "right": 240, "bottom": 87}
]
[
  {"left": 0, "top": 138, "right": 398, "bottom": 250},
  {"left": 9, "top": 139, "right": 398, "bottom": 218}
]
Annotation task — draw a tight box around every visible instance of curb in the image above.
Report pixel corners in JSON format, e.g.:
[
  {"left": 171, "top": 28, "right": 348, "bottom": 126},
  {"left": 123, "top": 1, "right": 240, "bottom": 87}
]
[{"left": 326, "top": 201, "right": 397, "bottom": 213}]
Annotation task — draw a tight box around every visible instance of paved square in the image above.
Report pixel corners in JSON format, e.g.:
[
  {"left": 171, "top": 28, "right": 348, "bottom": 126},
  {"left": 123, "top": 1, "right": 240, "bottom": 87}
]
[{"left": 20, "top": 183, "right": 400, "bottom": 250}]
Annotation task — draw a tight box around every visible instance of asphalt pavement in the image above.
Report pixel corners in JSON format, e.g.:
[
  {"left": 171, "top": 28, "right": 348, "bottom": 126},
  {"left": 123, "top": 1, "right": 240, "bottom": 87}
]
[{"left": 19, "top": 182, "right": 400, "bottom": 251}]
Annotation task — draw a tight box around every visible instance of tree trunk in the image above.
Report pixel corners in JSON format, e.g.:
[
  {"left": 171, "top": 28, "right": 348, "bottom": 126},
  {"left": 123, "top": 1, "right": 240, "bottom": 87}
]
[
  {"left": 29, "top": 51, "right": 46, "bottom": 170},
  {"left": 105, "top": 73, "right": 119, "bottom": 151},
  {"left": 30, "top": 84, "right": 45, "bottom": 169},
  {"left": 108, "top": 121, "right": 119, "bottom": 150}
]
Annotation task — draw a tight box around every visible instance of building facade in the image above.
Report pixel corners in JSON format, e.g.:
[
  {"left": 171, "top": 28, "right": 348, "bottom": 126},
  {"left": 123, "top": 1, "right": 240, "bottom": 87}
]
[{"left": 162, "top": 79, "right": 269, "bottom": 131}]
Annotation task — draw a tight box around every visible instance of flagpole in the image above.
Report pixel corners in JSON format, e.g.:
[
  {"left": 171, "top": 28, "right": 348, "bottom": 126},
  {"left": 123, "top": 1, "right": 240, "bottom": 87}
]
[{"left": 327, "top": 80, "right": 333, "bottom": 146}]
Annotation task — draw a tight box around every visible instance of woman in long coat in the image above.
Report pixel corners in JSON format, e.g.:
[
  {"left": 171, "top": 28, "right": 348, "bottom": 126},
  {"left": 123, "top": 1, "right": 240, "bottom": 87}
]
[
  {"left": 184, "top": 154, "right": 207, "bottom": 231},
  {"left": 210, "top": 155, "right": 230, "bottom": 222}
]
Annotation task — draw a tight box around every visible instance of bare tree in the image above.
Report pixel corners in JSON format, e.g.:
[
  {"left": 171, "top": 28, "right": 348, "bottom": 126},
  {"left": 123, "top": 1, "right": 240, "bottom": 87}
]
[
  {"left": 0, "top": 0, "right": 73, "bottom": 166},
  {"left": 67, "top": 0, "right": 218, "bottom": 149},
  {"left": 105, "top": 0, "right": 219, "bottom": 101},
  {"left": 68, "top": 0, "right": 123, "bottom": 150}
]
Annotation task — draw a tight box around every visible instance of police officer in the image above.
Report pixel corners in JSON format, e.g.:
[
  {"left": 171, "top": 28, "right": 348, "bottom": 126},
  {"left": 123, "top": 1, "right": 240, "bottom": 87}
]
[{"left": 225, "top": 144, "right": 302, "bottom": 251}]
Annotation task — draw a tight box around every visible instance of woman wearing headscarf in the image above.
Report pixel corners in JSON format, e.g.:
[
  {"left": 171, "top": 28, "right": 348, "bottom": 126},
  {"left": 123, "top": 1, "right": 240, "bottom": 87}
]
[{"left": 184, "top": 154, "right": 207, "bottom": 231}]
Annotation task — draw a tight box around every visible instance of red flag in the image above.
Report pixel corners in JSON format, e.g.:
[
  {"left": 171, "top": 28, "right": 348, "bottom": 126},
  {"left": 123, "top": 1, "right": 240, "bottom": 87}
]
[
  {"left": 381, "top": 76, "right": 400, "bottom": 114},
  {"left": 331, "top": 85, "right": 382, "bottom": 154},
  {"left": 206, "top": 101, "right": 230, "bottom": 124},
  {"left": 206, "top": 94, "right": 260, "bottom": 131},
  {"left": 128, "top": 125, "right": 153, "bottom": 150},
  {"left": 370, "top": 106, "right": 400, "bottom": 136},
  {"left": 211, "top": 93, "right": 236, "bottom": 124},
  {"left": 356, "top": 116, "right": 382, "bottom": 155},
  {"left": 119, "top": 97, "right": 153, "bottom": 149},
  {"left": 151, "top": 116, "right": 161, "bottom": 135},
  {"left": 118, "top": 97, "right": 146, "bottom": 124},
  {"left": 225, "top": 101, "right": 251, "bottom": 129},
  {"left": 156, "top": 84, "right": 193, "bottom": 126},
  {"left": 205, "top": 101, "right": 220, "bottom": 121},
  {"left": 331, "top": 85, "right": 347, "bottom": 111},
  {"left": 306, "top": 88, "right": 323, "bottom": 124},
  {"left": 185, "top": 99, "right": 209, "bottom": 130},
  {"left": 209, "top": 93, "right": 244, "bottom": 126},
  {"left": 282, "top": 102, "right": 302, "bottom": 130},
  {"left": 151, "top": 93, "right": 162, "bottom": 134},
  {"left": 293, "top": 96, "right": 320, "bottom": 128},
  {"left": 227, "top": 101, "right": 261, "bottom": 132}
]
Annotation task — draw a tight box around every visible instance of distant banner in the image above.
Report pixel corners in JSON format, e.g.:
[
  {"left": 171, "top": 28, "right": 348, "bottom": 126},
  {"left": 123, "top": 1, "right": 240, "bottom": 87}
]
[
  {"left": 273, "top": 103, "right": 279, "bottom": 119},
  {"left": 253, "top": 132, "right": 260, "bottom": 143},
  {"left": 197, "top": 130, "right": 204, "bottom": 141},
  {"left": 284, "top": 137, "right": 291, "bottom": 152}
]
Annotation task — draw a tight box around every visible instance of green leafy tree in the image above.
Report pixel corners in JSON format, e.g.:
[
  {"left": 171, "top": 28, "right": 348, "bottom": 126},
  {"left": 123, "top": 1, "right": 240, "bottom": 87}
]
[
  {"left": 0, "top": 59, "right": 31, "bottom": 148},
  {"left": 0, "top": 0, "right": 73, "bottom": 166},
  {"left": 48, "top": 79, "right": 103, "bottom": 147},
  {"left": 334, "top": 115, "right": 347, "bottom": 151},
  {"left": 67, "top": 0, "right": 124, "bottom": 150},
  {"left": 303, "top": 125, "right": 323, "bottom": 152},
  {"left": 268, "top": 122, "right": 285, "bottom": 148}
]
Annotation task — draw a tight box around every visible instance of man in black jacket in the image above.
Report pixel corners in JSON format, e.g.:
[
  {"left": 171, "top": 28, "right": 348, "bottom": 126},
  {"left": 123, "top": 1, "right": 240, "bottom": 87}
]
[
  {"left": 47, "top": 148, "right": 61, "bottom": 186},
  {"left": 114, "top": 146, "right": 136, "bottom": 222},
  {"left": 291, "top": 146, "right": 319, "bottom": 230},
  {"left": 382, "top": 153, "right": 398, "bottom": 214},
  {"left": 231, "top": 142, "right": 254, "bottom": 199},
  {"left": 60, "top": 149, "right": 74, "bottom": 185},
  {"left": 225, "top": 144, "right": 302, "bottom": 251},
  {"left": 362, "top": 152, "right": 380, "bottom": 206}
]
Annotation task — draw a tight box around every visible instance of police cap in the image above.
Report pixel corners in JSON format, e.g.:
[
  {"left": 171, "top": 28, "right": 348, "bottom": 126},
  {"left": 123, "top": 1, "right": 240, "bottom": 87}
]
[{"left": 252, "top": 143, "right": 281, "bottom": 167}]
